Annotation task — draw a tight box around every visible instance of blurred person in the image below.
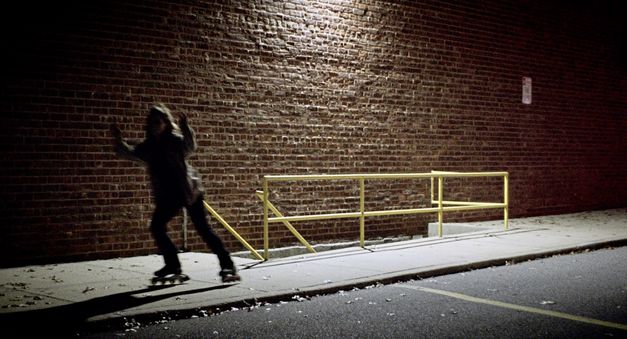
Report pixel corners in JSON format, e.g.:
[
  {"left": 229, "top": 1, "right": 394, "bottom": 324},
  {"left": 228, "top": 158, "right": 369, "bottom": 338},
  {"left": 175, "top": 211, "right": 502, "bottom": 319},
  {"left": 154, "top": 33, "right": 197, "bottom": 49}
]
[{"left": 110, "top": 104, "right": 240, "bottom": 283}]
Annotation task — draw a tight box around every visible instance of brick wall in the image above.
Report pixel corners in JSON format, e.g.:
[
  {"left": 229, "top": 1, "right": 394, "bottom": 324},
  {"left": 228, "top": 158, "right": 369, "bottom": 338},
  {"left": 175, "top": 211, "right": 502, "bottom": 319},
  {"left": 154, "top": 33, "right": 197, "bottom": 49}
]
[{"left": 1, "top": 0, "right": 625, "bottom": 266}]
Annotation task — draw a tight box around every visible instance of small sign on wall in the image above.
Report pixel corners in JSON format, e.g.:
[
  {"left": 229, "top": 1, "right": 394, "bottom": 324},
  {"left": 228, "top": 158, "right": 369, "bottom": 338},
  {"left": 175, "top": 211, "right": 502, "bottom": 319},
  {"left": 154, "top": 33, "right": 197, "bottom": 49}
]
[{"left": 522, "top": 76, "right": 532, "bottom": 104}]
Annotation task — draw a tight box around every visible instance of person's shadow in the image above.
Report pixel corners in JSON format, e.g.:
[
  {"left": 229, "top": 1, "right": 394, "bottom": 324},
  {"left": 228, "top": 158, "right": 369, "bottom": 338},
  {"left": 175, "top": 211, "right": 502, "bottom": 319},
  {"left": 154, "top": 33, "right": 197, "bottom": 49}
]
[{"left": 0, "top": 284, "right": 234, "bottom": 336}]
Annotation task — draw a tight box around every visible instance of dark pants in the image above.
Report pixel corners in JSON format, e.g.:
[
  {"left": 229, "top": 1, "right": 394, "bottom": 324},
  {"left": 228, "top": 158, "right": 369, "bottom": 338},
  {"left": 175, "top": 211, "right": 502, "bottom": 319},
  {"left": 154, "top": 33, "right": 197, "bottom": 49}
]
[{"left": 149, "top": 195, "right": 234, "bottom": 271}]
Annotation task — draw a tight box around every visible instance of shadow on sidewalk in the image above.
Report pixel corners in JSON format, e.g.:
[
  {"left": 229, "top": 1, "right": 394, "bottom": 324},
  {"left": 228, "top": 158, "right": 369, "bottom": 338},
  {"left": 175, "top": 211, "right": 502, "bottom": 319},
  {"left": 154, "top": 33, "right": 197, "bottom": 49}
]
[{"left": 0, "top": 284, "right": 233, "bottom": 336}]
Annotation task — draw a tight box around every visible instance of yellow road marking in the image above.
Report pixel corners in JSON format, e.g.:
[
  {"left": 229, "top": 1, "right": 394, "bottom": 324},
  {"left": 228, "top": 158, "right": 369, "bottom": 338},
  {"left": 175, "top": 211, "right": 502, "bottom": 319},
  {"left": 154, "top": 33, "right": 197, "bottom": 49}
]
[{"left": 399, "top": 285, "right": 627, "bottom": 331}]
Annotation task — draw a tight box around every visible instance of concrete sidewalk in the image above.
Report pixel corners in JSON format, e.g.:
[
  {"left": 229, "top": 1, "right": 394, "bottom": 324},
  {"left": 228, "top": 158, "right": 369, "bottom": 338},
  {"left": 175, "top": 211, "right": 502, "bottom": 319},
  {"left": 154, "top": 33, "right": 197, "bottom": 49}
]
[{"left": 1, "top": 208, "right": 625, "bottom": 333}]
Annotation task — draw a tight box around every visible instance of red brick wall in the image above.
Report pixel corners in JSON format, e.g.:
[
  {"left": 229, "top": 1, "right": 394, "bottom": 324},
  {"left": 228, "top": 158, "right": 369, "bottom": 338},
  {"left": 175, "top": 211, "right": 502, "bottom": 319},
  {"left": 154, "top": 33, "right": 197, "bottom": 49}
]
[{"left": 1, "top": 1, "right": 625, "bottom": 266}]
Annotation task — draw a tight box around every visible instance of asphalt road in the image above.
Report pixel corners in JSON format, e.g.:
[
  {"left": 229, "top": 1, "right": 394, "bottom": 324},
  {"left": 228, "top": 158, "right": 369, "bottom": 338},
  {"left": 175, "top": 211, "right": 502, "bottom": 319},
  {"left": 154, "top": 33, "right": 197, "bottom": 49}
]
[{"left": 86, "top": 246, "right": 627, "bottom": 338}]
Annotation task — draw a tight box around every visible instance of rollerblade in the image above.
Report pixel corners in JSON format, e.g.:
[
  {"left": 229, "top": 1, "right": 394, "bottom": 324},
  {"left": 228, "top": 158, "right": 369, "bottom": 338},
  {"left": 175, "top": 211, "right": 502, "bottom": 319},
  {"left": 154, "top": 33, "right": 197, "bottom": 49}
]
[
  {"left": 151, "top": 266, "right": 190, "bottom": 285},
  {"left": 219, "top": 268, "right": 241, "bottom": 283}
]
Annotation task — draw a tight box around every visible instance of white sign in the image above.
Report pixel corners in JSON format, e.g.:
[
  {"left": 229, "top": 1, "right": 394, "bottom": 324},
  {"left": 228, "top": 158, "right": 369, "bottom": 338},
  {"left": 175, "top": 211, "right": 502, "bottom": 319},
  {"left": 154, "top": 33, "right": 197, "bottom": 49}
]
[{"left": 522, "top": 77, "right": 532, "bottom": 104}]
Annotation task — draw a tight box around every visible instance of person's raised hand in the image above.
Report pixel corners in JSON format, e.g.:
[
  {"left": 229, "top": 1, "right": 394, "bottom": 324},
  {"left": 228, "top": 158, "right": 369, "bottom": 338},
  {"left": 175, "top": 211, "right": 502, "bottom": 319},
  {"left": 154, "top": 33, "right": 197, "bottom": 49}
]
[
  {"left": 110, "top": 123, "right": 122, "bottom": 140},
  {"left": 178, "top": 112, "right": 188, "bottom": 125}
]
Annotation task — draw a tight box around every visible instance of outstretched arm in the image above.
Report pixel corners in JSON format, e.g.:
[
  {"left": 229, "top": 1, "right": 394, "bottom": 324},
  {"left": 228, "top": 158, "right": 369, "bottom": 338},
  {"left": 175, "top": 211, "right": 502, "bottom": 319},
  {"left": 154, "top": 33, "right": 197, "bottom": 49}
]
[
  {"left": 110, "top": 123, "right": 147, "bottom": 163},
  {"left": 178, "top": 112, "right": 197, "bottom": 156}
]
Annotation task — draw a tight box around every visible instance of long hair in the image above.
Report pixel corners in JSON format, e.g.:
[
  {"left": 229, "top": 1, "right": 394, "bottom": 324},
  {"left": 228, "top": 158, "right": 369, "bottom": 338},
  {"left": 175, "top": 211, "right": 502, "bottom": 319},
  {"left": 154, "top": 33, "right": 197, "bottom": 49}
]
[{"left": 145, "top": 103, "right": 181, "bottom": 138}]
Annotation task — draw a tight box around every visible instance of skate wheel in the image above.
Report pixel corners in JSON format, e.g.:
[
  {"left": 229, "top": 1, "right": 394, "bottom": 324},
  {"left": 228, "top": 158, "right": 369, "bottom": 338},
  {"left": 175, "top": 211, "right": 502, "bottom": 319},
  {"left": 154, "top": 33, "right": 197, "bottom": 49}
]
[{"left": 222, "top": 274, "right": 241, "bottom": 283}]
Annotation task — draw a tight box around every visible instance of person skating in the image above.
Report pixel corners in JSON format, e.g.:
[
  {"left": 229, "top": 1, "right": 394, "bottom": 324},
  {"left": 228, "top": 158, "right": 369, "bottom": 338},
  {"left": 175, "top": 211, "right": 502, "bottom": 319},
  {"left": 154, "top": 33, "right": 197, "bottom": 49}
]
[{"left": 111, "top": 104, "right": 240, "bottom": 283}]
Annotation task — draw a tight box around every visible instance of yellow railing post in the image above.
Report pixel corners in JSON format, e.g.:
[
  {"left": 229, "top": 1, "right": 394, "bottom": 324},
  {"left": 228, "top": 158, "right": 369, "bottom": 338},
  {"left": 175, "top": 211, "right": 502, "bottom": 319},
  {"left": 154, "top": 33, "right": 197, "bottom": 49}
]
[
  {"left": 359, "top": 177, "right": 365, "bottom": 248},
  {"left": 438, "top": 176, "right": 444, "bottom": 237},
  {"left": 255, "top": 191, "right": 316, "bottom": 253},
  {"left": 504, "top": 174, "right": 509, "bottom": 230},
  {"left": 263, "top": 178, "right": 269, "bottom": 260}
]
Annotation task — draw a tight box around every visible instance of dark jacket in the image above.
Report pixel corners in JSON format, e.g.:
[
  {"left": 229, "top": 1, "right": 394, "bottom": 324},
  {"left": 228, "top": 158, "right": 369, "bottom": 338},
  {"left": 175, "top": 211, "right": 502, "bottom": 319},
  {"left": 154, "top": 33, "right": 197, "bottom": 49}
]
[{"left": 115, "top": 112, "right": 204, "bottom": 208}]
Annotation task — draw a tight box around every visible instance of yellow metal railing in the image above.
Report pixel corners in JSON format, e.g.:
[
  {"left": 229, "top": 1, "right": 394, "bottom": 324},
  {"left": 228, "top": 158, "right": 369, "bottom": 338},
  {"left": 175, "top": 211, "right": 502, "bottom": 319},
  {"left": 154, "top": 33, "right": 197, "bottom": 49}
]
[
  {"left": 203, "top": 200, "right": 264, "bottom": 260},
  {"left": 260, "top": 171, "right": 509, "bottom": 260},
  {"left": 254, "top": 191, "right": 316, "bottom": 254}
]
